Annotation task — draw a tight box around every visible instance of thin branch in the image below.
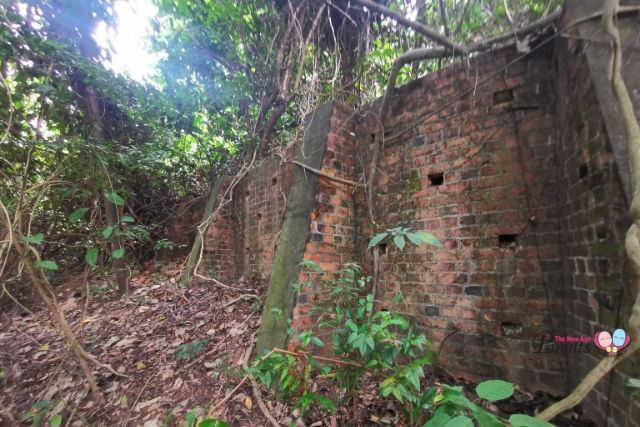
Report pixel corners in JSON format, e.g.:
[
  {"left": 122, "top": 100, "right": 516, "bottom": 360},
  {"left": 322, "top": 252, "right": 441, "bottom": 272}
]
[
  {"left": 275, "top": 152, "right": 358, "bottom": 186},
  {"left": 350, "top": 0, "right": 467, "bottom": 55},
  {"left": 324, "top": 0, "right": 357, "bottom": 27},
  {"left": 210, "top": 375, "right": 248, "bottom": 413},
  {"left": 271, "top": 347, "right": 363, "bottom": 368},
  {"left": 243, "top": 334, "right": 280, "bottom": 427}
]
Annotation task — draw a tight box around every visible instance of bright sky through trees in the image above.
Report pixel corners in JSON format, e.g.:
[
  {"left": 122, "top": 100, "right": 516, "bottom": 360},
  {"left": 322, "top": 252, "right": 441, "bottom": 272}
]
[{"left": 93, "top": 0, "right": 162, "bottom": 82}]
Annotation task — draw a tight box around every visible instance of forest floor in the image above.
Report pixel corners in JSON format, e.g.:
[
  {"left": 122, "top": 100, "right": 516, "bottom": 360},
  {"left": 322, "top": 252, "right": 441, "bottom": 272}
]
[{"left": 0, "top": 259, "right": 596, "bottom": 427}]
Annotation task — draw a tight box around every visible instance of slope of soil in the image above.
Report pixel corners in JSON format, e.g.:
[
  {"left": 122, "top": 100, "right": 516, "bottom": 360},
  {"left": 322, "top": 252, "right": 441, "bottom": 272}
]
[{"left": 0, "top": 261, "right": 278, "bottom": 426}]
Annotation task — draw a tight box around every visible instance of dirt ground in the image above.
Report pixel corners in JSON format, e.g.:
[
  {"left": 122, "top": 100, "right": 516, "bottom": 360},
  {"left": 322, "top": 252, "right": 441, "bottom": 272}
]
[{"left": 0, "top": 260, "right": 597, "bottom": 427}]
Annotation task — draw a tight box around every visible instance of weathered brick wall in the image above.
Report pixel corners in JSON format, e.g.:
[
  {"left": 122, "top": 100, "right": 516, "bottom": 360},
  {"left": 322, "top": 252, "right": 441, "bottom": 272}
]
[
  {"left": 368, "top": 45, "right": 568, "bottom": 394},
  {"left": 203, "top": 146, "right": 298, "bottom": 283},
  {"left": 202, "top": 29, "right": 638, "bottom": 426},
  {"left": 204, "top": 104, "right": 361, "bottom": 299},
  {"left": 556, "top": 33, "right": 639, "bottom": 427},
  {"left": 202, "top": 177, "right": 237, "bottom": 283},
  {"left": 236, "top": 152, "right": 295, "bottom": 281},
  {"left": 292, "top": 103, "right": 360, "bottom": 333}
]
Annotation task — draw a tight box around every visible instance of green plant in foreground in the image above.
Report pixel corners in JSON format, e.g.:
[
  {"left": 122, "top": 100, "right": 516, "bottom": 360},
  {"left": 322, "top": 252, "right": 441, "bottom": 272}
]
[
  {"left": 251, "top": 345, "right": 337, "bottom": 423},
  {"left": 254, "top": 260, "right": 433, "bottom": 425},
  {"left": 254, "top": 224, "right": 555, "bottom": 426},
  {"left": 422, "top": 380, "right": 555, "bottom": 427},
  {"left": 21, "top": 400, "right": 61, "bottom": 427},
  {"left": 185, "top": 408, "right": 227, "bottom": 427}
]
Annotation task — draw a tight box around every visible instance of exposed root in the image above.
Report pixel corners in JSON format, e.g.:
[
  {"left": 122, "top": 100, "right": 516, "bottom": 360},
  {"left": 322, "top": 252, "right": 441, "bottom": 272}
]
[{"left": 243, "top": 334, "right": 280, "bottom": 427}]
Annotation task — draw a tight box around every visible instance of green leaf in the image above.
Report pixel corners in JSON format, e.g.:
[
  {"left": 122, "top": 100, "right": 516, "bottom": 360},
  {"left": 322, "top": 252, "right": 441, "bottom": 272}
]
[
  {"left": 102, "top": 226, "right": 115, "bottom": 239},
  {"left": 475, "top": 379, "right": 515, "bottom": 402},
  {"left": 68, "top": 208, "right": 89, "bottom": 223},
  {"left": 198, "top": 419, "right": 228, "bottom": 427},
  {"left": 50, "top": 414, "right": 63, "bottom": 427},
  {"left": 424, "top": 407, "right": 453, "bottom": 427},
  {"left": 23, "top": 233, "right": 44, "bottom": 245},
  {"left": 85, "top": 247, "right": 99, "bottom": 267},
  {"left": 393, "top": 234, "right": 405, "bottom": 250},
  {"left": 104, "top": 191, "right": 125, "bottom": 206},
  {"left": 626, "top": 378, "right": 640, "bottom": 389},
  {"left": 120, "top": 215, "right": 135, "bottom": 223},
  {"left": 299, "top": 259, "right": 322, "bottom": 272},
  {"left": 390, "top": 383, "right": 410, "bottom": 402},
  {"left": 441, "top": 385, "right": 477, "bottom": 411},
  {"left": 186, "top": 410, "right": 197, "bottom": 427},
  {"left": 34, "top": 260, "right": 58, "bottom": 271},
  {"left": 416, "top": 231, "right": 443, "bottom": 247},
  {"left": 368, "top": 232, "right": 388, "bottom": 249},
  {"left": 313, "top": 394, "right": 337, "bottom": 412},
  {"left": 404, "top": 366, "right": 422, "bottom": 390},
  {"left": 508, "top": 414, "right": 554, "bottom": 427},
  {"left": 112, "top": 248, "right": 125, "bottom": 259},
  {"left": 472, "top": 408, "right": 505, "bottom": 427},
  {"left": 443, "top": 415, "right": 474, "bottom": 427},
  {"left": 406, "top": 232, "right": 422, "bottom": 246}
]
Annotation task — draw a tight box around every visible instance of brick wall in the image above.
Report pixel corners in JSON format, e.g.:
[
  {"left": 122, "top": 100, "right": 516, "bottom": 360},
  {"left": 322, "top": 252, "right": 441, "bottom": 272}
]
[
  {"left": 292, "top": 103, "right": 360, "bottom": 333},
  {"left": 366, "top": 45, "right": 568, "bottom": 394},
  {"left": 237, "top": 152, "right": 294, "bottom": 281},
  {"left": 556, "top": 33, "right": 639, "bottom": 427},
  {"left": 202, "top": 177, "right": 237, "bottom": 283},
  {"left": 201, "top": 29, "right": 639, "bottom": 426},
  {"left": 203, "top": 147, "right": 297, "bottom": 283}
]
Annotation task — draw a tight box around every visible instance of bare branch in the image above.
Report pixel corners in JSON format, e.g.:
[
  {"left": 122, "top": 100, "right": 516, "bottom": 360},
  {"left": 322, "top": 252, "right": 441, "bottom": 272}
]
[
  {"left": 379, "top": 6, "right": 565, "bottom": 118},
  {"left": 350, "top": 0, "right": 467, "bottom": 54}
]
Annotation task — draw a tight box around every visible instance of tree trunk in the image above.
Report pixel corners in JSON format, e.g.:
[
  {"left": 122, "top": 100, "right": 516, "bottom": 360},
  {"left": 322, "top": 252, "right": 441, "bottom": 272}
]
[{"left": 83, "top": 85, "right": 129, "bottom": 296}]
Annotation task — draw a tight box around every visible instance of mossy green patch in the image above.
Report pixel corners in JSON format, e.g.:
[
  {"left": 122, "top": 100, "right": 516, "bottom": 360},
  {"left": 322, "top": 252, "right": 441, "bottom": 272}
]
[{"left": 403, "top": 169, "right": 421, "bottom": 194}]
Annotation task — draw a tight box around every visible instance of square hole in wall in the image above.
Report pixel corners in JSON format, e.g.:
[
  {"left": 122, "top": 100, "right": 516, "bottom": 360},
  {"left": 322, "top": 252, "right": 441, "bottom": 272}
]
[
  {"left": 579, "top": 163, "right": 589, "bottom": 179},
  {"left": 493, "top": 88, "right": 514, "bottom": 105},
  {"left": 498, "top": 234, "right": 518, "bottom": 247},
  {"left": 428, "top": 172, "right": 444, "bottom": 186},
  {"left": 378, "top": 242, "right": 387, "bottom": 255}
]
